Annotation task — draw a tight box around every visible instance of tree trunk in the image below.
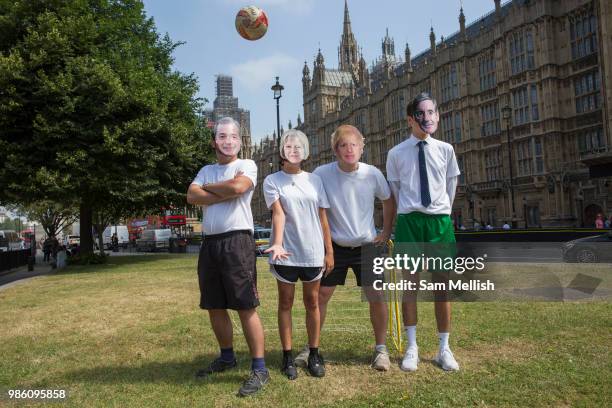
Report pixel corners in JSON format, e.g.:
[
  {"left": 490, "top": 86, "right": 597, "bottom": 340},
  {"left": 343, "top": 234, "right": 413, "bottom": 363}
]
[
  {"left": 80, "top": 201, "right": 93, "bottom": 254},
  {"left": 97, "top": 229, "right": 105, "bottom": 255}
]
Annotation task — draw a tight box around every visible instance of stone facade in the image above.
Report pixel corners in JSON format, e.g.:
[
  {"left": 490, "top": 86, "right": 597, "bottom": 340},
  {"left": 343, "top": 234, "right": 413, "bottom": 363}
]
[{"left": 252, "top": 0, "right": 612, "bottom": 229}]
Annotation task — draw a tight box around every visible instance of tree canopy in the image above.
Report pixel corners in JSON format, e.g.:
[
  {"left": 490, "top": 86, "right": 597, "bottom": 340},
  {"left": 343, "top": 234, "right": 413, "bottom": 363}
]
[{"left": 0, "top": 0, "right": 213, "bottom": 252}]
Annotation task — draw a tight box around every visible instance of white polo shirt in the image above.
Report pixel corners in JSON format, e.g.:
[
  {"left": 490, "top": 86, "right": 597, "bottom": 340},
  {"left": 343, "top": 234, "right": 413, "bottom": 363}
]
[
  {"left": 386, "top": 135, "right": 460, "bottom": 215},
  {"left": 191, "top": 159, "right": 257, "bottom": 235},
  {"left": 314, "top": 162, "right": 391, "bottom": 247}
]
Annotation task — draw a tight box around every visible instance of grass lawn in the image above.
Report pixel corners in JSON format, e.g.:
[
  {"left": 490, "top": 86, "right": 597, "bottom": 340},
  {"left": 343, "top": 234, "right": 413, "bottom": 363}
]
[{"left": 0, "top": 255, "right": 610, "bottom": 407}]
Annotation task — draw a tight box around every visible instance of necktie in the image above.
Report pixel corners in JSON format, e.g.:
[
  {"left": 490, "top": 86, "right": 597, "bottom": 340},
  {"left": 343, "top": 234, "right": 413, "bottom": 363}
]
[{"left": 418, "top": 141, "right": 431, "bottom": 207}]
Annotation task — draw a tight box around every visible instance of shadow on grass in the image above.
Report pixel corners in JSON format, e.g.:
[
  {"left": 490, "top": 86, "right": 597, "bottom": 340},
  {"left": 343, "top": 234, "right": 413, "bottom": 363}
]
[
  {"left": 57, "top": 347, "right": 378, "bottom": 387},
  {"left": 58, "top": 352, "right": 253, "bottom": 385},
  {"left": 53, "top": 254, "right": 197, "bottom": 276}
]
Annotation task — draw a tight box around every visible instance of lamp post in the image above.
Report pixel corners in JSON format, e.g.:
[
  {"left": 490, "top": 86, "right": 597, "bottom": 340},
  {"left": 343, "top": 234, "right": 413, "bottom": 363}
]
[
  {"left": 502, "top": 105, "right": 517, "bottom": 228},
  {"left": 271, "top": 77, "right": 284, "bottom": 170},
  {"left": 523, "top": 196, "right": 528, "bottom": 228}
]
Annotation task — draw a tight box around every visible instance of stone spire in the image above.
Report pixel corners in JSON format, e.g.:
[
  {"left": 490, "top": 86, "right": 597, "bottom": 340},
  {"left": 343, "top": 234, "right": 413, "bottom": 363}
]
[
  {"left": 302, "top": 60, "right": 311, "bottom": 93},
  {"left": 339, "top": 0, "right": 359, "bottom": 74},
  {"left": 314, "top": 49, "right": 325, "bottom": 83},
  {"left": 382, "top": 28, "right": 395, "bottom": 59},
  {"left": 459, "top": 7, "right": 466, "bottom": 39},
  {"left": 405, "top": 43, "right": 412, "bottom": 71}
]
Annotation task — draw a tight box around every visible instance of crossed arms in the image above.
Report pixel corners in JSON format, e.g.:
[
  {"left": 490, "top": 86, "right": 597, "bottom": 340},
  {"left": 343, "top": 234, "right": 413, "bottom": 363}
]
[{"left": 186, "top": 173, "right": 253, "bottom": 206}]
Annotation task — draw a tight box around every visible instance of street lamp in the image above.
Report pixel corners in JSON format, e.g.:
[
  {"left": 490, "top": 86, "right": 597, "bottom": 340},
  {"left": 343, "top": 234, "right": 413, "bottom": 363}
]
[
  {"left": 502, "top": 105, "right": 517, "bottom": 228},
  {"left": 271, "top": 76, "right": 284, "bottom": 170}
]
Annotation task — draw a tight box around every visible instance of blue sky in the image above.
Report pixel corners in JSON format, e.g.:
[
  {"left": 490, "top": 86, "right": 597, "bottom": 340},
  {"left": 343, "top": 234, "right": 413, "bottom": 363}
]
[{"left": 142, "top": 0, "right": 502, "bottom": 144}]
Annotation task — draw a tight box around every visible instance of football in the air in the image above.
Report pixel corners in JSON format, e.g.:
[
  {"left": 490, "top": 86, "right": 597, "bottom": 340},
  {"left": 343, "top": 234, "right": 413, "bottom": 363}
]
[{"left": 235, "top": 6, "right": 268, "bottom": 41}]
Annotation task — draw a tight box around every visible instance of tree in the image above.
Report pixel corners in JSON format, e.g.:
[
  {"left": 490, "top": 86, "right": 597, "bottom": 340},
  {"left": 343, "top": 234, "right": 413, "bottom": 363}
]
[
  {"left": 0, "top": 0, "right": 213, "bottom": 254},
  {"left": 17, "top": 201, "right": 78, "bottom": 239}
]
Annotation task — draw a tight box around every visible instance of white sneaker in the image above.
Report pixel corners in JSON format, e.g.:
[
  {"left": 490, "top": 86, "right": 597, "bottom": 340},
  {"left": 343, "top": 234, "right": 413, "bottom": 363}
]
[
  {"left": 435, "top": 348, "right": 459, "bottom": 371},
  {"left": 294, "top": 345, "right": 310, "bottom": 368},
  {"left": 400, "top": 346, "right": 419, "bottom": 372}
]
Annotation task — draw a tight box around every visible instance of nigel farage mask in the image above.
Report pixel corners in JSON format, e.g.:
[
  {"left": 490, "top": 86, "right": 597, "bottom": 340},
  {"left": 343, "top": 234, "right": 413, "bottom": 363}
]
[{"left": 215, "top": 136, "right": 241, "bottom": 156}]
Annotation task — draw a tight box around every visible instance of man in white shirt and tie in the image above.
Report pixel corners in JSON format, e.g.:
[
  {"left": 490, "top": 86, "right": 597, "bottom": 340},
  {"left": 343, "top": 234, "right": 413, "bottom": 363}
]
[{"left": 386, "top": 92, "right": 461, "bottom": 372}]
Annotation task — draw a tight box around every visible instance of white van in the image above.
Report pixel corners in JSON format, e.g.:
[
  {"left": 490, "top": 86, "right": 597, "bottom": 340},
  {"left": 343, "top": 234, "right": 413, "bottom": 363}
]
[
  {"left": 103, "top": 225, "right": 130, "bottom": 248},
  {"left": 0, "top": 230, "right": 21, "bottom": 252},
  {"left": 136, "top": 229, "right": 172, "bottom": 252}
]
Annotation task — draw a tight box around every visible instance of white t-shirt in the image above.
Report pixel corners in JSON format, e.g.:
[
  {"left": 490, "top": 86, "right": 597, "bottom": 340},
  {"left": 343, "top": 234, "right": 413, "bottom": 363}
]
[
  {"left": 314, "top": 162, "right": 391, "bottom": 247},
  {"left": 191, "top": 159, "right": 257, "bottom": 235},
  {"left": 263, "top": 171, "right": 330, "bottom": 267},
  {"left": 386, "top": 135, "right": 460, "bottom": 215}
]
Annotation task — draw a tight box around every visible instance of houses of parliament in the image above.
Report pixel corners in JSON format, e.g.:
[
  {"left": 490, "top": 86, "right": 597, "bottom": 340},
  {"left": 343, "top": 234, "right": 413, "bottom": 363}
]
[{"left": 251, "top": 0, "right": 612, "bottom": 229}]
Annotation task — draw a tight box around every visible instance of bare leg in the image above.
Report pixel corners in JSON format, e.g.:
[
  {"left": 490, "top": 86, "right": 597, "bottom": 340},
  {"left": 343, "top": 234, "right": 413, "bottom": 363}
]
[
  {"left": 208, "top": 309, "right": 233, "bottom": 349},
  {"left": 236, "top": 308, "right": 265, "bottom": 358},
  {"left": 277, "top": 280, "right": 296, "bottom": 351},
  {"left": 402, "top": 270, "right": 419, "bottom": 327},
  {"left": 362, "top": 286, "right": 388, "bottom": 345},
  {"left": 434, "top": 300, "right": 451, "bottom": 333},
  {"left": 317, "top": 285, "right": 336, "bottom": 329},
  {"left": 303, "top": 280, "right": 321, "bottom": 347}
]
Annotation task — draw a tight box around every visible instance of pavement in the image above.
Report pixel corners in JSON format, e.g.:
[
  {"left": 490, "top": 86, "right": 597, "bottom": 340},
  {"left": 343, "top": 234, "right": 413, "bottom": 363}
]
[
  {"left": 0, "top": 247, "right": 200, "bottom": 289},
  {"left": 0, "top": 254, "right": 55, "bottom": 289}
]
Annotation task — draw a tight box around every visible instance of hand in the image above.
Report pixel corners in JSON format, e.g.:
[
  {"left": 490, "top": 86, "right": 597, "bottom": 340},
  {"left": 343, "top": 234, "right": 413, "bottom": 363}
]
[
  {"left": 323, "top": 252, "right": 334, "bottom": 276},
  {"left": 373, "top": 232, "right": 391, "bottom": 246},
  {"left": 234, "top": 170, "right": 244, "bottom": 178},
  {"left": 264, "top": 244, "right": 291, "bottom": 261}
]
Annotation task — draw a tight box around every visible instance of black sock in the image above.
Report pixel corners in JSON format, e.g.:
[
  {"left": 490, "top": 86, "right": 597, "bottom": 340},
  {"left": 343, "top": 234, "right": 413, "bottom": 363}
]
[
  {"left": 283, "top": 349, "right": 293, "bottom": 360},
  {"left": 309, "top": 347, "right": 319, "bottom": 357}
]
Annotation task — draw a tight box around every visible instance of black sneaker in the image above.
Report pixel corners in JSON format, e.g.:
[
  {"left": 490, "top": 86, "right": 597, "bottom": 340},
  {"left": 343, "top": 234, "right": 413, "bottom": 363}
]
[
  {"left": 195, "top": 357, "right": 237, "bottom": 378},
  {"left": 238, "top": 369, "right": 270, "bottom": 397},
  {"left": 307, "top": 352, "right": 325, "bottom": 378},
  {"left": 281, "top": 355, "right": 298, "bottom": 380}
]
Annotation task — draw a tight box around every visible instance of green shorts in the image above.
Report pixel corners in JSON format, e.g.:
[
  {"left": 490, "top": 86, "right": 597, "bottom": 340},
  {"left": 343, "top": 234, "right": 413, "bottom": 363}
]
[
  {"left": 394, "top": 212, "right": 456, "bottom": 273},
  {"left": 395, "top": 212, "right": 456, "bottom": 243}
]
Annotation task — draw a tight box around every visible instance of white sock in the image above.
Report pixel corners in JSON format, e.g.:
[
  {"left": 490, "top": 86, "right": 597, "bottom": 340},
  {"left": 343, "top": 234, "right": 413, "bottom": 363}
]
[
  {"left": 405, "top": 325, "right": 417, "bottom": 349},
  {"left": 438, "top": 332, "right": 450, "bottom": 352},
  {"left": 375, "top": 344, "right": 387, "bottom": 353}
]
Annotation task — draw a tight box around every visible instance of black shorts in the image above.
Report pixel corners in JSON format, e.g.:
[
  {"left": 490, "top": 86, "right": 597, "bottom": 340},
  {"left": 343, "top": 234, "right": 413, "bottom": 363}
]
[
  {"left": 271, "top": 264, "right": 323, "bottom": 284},
  {"left": 197, "top": 230, "right": 259, "bottom": 310},
  {"left": 321, "top": 242, "right": 383, "bottom": 287}
]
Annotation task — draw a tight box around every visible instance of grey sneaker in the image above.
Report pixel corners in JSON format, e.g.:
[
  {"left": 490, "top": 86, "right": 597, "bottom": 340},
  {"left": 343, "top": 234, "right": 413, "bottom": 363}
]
[
  {"left": 371, "top": 347, "right": 391, "bottom": 371},
  {"left": 238, "top": 369, "right": 270, "bottom": 397},
  {"left": 294, "top": 345, "right": 309, "bottom": 368}
]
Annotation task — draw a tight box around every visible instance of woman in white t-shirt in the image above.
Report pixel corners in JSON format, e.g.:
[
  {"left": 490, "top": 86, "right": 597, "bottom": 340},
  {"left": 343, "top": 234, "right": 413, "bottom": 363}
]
[{"left": 263, "top": 129, "right": 334, "bottom": 380}]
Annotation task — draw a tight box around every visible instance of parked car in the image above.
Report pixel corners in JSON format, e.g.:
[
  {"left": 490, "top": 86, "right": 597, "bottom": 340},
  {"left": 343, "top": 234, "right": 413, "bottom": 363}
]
[
  {"left": 136, "top": 229, "right": 172, "bottom": 252},
  {"left": 0, "top": 230, "right": 21, "bottom": 252},
  {"left": 253, "top": 228, "right": 271, "bottom": 256},
  {"left": 562, "top": 232, "right": 612, "bottom": 263}
]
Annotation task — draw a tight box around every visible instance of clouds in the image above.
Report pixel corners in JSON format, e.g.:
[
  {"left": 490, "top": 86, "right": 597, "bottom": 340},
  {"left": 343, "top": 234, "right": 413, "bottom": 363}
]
[
  {"left": 222, "top": 0, "right": 315, "bottom": 15},
  {"left": 230, "top": 53, "right": 300, "bottom": 93}
]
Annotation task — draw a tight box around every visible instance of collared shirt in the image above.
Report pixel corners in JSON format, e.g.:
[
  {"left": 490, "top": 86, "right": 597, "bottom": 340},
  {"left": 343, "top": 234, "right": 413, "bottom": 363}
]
[
  {"left": 386, "top": 134, "right": 460, "bottom": 215},
  {"left": 191, "top": 159, "right": 257, "bottom": 235}
]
